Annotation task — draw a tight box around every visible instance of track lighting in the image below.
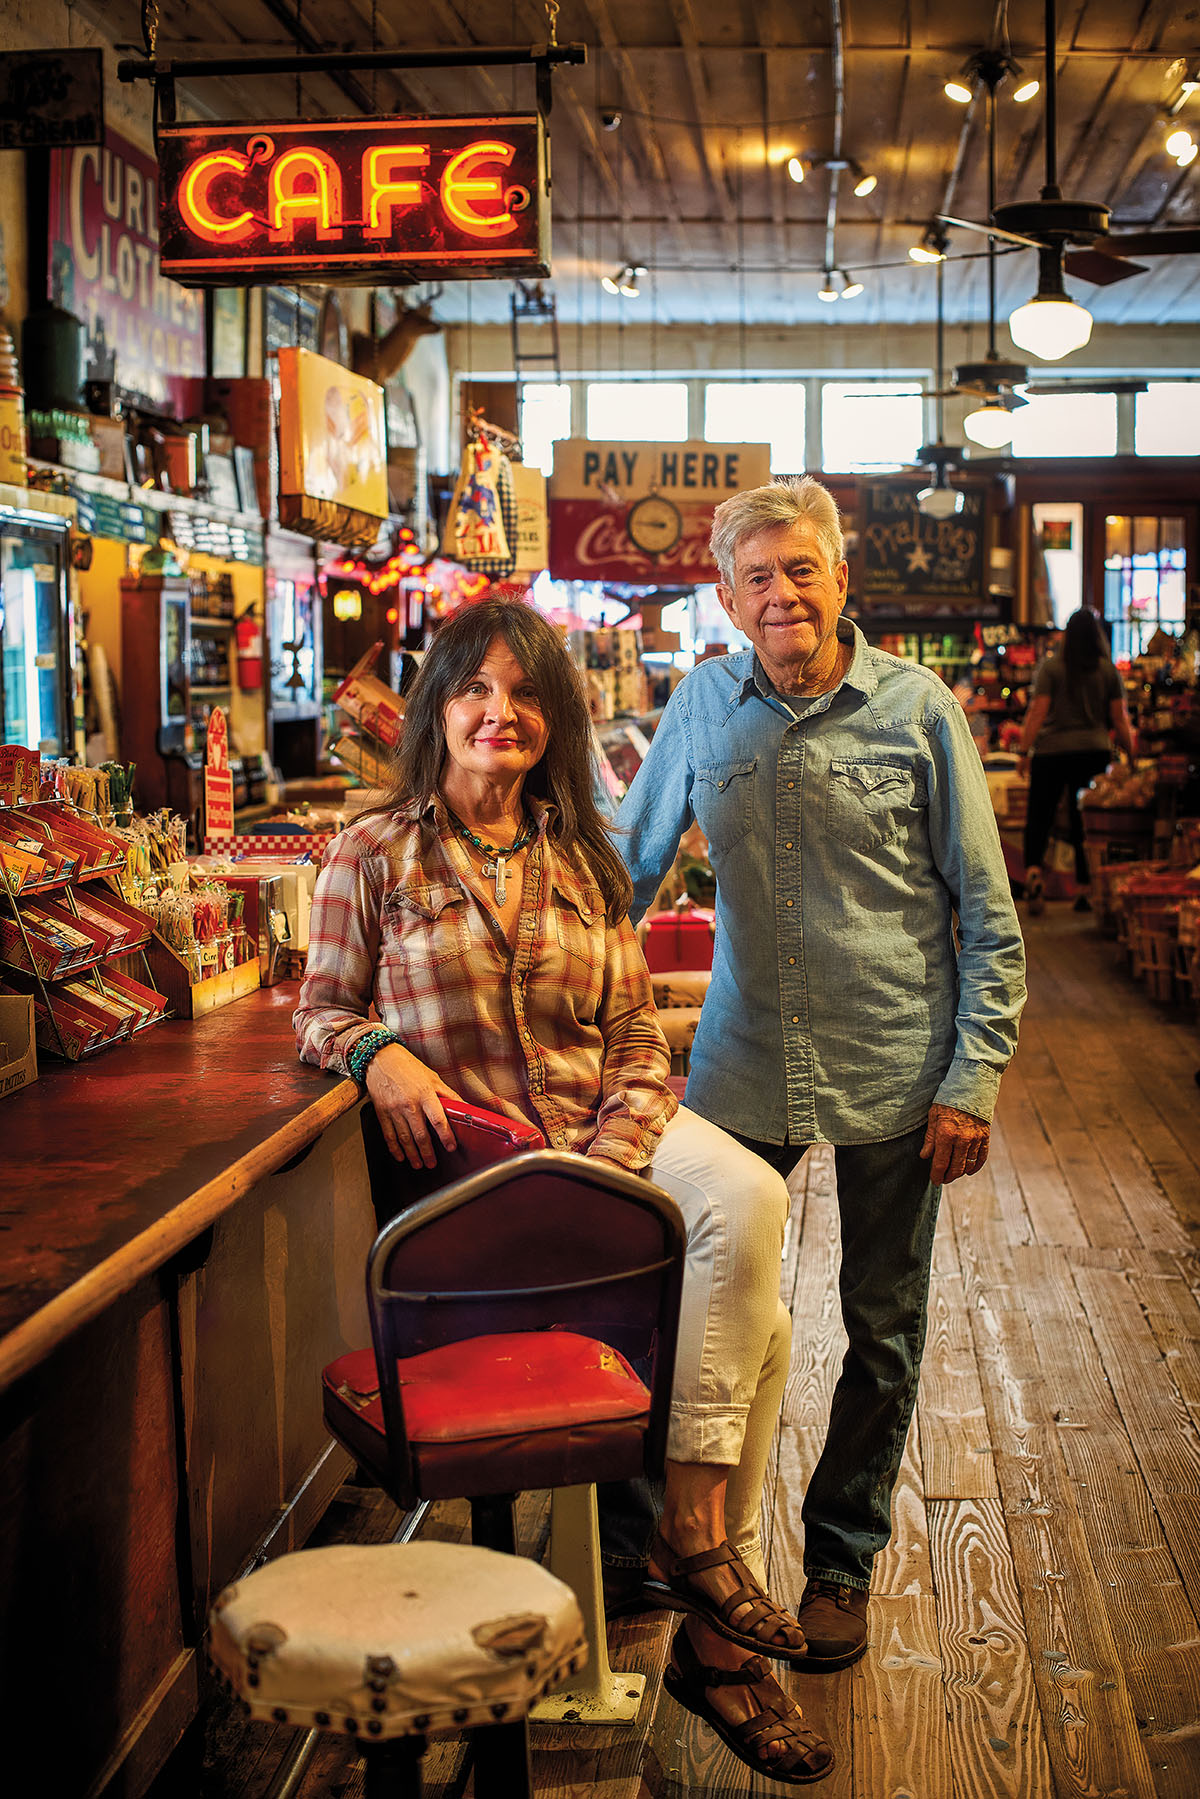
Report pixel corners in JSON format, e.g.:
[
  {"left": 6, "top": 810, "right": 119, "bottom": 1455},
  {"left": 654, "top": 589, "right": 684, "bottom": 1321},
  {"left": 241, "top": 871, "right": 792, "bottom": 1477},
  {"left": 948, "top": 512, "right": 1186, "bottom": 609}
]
[
  {"left": 601, "top": 263, "right": 646, "bottom": 299},
  {"left": 817, "top": 271, "right": 839, "bottom": 303},
  {"left": 945, "top": 50, "right": 1036, "bottom": 106},
  {"left": 1166, "top": 129, "right": 1192, "bottom": 156},
  {"left": 852, "top": 170, "right": 877, "bottom": 197},
  {"left": 1179, "top": 141, "right": 1199, "bottom": 167},
  {"left": 787, "top": 156, "right": 804, "bottom": 183},
  {"left": 1008, "top": 246, "right": 1093, "bottom": 360},
  {"left": 909, "top": 226, "right": 948, "bottom": 264},
  {"left": 839, "top": 271, "right": 864, "bottom": 299},
  {"left": 792, "top": 155, "right": 875, "bottom": 195}
]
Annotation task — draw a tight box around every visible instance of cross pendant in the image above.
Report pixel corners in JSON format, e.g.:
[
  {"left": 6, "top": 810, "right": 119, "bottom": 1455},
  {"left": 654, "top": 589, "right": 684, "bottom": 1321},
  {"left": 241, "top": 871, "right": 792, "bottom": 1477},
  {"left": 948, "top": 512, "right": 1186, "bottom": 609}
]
[{"left": 482, "top": 854, "right": 508, "bottom": 904}]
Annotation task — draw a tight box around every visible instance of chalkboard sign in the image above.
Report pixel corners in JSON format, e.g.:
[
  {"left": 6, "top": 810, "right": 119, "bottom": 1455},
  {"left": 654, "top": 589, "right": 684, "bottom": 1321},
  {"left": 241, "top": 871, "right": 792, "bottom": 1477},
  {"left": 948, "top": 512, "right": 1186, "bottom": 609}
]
[{"left": 861, "top": 481, "right": 986, "bottom": 601}]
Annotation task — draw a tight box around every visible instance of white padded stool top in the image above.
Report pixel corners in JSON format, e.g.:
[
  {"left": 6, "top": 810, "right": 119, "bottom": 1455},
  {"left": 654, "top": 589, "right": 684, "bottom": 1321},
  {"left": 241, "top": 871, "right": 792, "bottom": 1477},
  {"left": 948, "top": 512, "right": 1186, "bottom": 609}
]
[{"left": 209, "top": 1542, "right": 586, "bottom": 1741}]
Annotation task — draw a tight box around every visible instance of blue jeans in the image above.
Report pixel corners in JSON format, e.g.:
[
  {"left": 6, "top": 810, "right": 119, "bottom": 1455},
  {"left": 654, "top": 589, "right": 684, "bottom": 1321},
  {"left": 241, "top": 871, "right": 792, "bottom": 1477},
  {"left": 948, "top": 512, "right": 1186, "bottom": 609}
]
[{"left": 730, "top": 1123, "right": 941, "bottom": 1591}]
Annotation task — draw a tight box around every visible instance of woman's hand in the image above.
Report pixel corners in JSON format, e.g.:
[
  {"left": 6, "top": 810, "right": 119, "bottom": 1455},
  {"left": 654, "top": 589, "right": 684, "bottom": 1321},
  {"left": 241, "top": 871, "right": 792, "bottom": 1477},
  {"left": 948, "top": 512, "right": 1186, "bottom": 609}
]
[{"left": 366, "top": 1043, "right": 466, "bottom": 1169}]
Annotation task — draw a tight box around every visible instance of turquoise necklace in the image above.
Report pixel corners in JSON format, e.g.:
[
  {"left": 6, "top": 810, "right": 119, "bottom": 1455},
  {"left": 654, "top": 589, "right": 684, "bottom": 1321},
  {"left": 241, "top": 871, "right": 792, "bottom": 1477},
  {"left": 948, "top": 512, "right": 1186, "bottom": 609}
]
[{"left": 446, "top": 807, "right": 535, "bottom": 904}]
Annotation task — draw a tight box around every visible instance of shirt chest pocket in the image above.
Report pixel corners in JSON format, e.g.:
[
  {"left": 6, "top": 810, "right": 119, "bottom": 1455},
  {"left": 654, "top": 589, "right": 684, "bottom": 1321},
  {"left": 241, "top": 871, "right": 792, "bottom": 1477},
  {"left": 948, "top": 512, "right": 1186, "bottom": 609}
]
[
  {"left": 825, "top": 759, "right": 924, "bottom": 852},
  {"left": 382, "top": 882, "right": 472, "bottom": 968},
  {"left": 693, "top": 758, "right": 757, "bottom": 855},
  {"left": 553, "top": 891, "right": 605, "bottom": 1017}
]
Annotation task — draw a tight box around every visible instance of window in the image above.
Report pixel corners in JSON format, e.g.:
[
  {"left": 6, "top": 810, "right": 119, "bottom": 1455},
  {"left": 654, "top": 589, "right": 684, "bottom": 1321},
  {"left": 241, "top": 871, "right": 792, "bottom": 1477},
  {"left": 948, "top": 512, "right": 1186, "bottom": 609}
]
[
  {"left": 520, "top": 382, "right": 571, "bottom": 475},
  {"left": 1009, "top": 392, "right": 1117, "bottom": 458},
  {"left": 1135, "top": 383, "right": 1200, "bottom": 456},
  {"left": 704, "top": 382, "right": 806, "bottom": 472},
  {"left": 1031, "top": 503, "right": 1084, "bottom": 629},
  {"left": 820, "top": 382, "right": 924, "bottom": 472},
  {"left": 586, "top": 381, "right": 688, "bottom": 441},
  {"left": 1103, "top": 515, "right": 1186, "bottom": 661}
]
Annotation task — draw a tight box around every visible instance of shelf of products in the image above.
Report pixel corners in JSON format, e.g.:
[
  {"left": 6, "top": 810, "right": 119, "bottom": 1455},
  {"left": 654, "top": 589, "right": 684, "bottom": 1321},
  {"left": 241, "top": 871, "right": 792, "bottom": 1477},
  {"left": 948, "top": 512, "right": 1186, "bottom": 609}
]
[{"left": 0, "top": 793, "right": 166, "bottom": 1060}]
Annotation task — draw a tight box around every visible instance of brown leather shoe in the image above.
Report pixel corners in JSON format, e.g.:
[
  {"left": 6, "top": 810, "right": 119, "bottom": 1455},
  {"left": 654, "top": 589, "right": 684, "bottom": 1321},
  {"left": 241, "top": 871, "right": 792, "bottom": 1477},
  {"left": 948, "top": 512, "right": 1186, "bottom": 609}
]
[{"left": 794, "top": 1579, "right": 869, "bottom": 1669}]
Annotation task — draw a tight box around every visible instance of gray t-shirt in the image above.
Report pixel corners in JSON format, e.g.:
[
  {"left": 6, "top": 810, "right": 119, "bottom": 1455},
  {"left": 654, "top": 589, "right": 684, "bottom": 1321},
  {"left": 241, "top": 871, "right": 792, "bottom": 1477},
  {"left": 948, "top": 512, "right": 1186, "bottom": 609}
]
[{"left": 1032, "top": 652, "right": 1122, "bottom": 755}]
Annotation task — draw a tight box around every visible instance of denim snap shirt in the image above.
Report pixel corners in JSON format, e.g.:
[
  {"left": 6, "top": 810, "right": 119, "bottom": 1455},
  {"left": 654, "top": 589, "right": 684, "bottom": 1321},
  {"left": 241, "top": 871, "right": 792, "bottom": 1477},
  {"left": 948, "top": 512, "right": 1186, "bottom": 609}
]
[{"left": 616, "top": 620, "right": 1026, "bottom": 1146}]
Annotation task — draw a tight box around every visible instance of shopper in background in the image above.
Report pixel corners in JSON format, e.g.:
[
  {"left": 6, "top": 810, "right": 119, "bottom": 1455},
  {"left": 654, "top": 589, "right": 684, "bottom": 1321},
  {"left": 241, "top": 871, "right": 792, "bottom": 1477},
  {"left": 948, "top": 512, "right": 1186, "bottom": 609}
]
[
  {"left": 296, "top": 597, "right": 833, "bottom": 1786},
  {"left": 1018, "top": 607, "right": 1137, "bottom": 915},
  {"left": 616, "top": 475, "right": 1026, "bottom": 1673}
]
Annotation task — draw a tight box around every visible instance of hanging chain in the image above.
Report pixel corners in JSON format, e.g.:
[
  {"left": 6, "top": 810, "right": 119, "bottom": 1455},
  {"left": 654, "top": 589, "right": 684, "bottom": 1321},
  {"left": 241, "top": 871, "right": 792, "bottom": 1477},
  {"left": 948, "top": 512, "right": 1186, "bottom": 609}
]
[
  {"left": 545, "top": 0, "right": 559, "bottom": 47},
  {"left": 141, "top": 0, "right": 159, "bottom": 59}
]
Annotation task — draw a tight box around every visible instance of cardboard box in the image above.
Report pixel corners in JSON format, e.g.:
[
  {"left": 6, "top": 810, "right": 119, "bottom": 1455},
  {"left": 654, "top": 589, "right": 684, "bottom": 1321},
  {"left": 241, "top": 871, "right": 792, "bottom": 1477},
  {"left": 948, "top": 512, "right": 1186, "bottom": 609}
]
[{"left": 0, "top": 993, "right": 37, "bottom": 1098}]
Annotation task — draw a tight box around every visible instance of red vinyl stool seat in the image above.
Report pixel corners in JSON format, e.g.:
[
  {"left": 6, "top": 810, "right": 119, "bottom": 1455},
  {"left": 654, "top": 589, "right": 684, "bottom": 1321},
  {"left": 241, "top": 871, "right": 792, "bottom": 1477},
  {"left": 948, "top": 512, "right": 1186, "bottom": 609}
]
[{"left": 323, "top": 1330, "right": 651, "bottom": 1501}]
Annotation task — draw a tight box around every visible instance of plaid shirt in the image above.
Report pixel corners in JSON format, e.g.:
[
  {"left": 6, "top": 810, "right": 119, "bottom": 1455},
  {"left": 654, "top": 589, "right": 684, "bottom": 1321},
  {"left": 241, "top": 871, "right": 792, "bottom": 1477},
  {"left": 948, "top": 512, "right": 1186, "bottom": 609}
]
[{"left": 295, "top": 795, "right": 676, "bottom": 1169}]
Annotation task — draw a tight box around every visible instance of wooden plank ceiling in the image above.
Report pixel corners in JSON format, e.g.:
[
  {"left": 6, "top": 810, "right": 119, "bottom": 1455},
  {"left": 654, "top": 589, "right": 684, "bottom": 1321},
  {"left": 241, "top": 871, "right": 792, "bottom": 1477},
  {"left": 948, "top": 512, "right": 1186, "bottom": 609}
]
[{"left": 85, "top": 0, "right": 1200, "bottom": 331}]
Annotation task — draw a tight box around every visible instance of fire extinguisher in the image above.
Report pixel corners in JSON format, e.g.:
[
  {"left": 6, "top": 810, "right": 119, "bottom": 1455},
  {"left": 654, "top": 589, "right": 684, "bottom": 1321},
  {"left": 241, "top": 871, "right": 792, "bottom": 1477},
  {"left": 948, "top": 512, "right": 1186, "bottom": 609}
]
[{"left": 235, "top": 609, "right": 264, "bottom": 690}]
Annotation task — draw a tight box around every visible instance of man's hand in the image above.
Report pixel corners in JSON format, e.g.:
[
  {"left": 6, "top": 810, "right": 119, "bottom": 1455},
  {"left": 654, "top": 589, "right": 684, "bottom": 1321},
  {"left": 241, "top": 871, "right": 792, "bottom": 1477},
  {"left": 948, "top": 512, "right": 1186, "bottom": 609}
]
[
  {"left": 365, "top": 1042, "right": 465, "bottom": 1169},
  {"left": 919, "top": 1103, "right": 990, "bottom": 1185}
]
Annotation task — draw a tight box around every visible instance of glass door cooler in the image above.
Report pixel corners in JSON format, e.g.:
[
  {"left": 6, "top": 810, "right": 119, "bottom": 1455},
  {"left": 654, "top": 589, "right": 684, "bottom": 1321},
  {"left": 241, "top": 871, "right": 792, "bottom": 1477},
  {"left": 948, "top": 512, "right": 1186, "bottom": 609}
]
[{"left": 0, "top": 500, "right": 76, "bottom": 760}]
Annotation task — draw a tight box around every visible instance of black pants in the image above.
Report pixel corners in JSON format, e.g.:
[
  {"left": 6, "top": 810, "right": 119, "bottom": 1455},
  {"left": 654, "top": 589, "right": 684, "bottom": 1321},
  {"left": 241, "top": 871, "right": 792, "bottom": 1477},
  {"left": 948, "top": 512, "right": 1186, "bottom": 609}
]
[{"left": 1023, "top": 749, "right": 1111, "bottom": 885}]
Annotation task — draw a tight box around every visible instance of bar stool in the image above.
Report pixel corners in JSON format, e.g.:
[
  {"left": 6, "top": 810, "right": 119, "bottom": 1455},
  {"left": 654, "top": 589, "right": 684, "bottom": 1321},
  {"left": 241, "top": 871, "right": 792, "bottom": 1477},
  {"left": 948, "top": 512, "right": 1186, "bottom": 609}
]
[
  {"left": 209, "top": 1541, "right": 586, "bottom": 1798},
  {"left": 323, "top": 1130, "right": 685, "bottom": 1723}
]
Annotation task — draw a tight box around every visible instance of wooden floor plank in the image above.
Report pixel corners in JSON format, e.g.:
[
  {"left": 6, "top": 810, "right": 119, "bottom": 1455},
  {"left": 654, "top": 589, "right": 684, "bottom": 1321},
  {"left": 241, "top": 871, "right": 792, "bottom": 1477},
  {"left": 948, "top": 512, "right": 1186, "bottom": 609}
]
[
  {"left": 920, "top": 1270, "right": 1001, "bottom": 1501},
  {"left": 928, "top": 1497, "right": 1055, "bottom": 1799},
  {"left": 956, "top": 1241, "right": 1159, "bottom": 1798},
  {"left": 852, "top": 1594, "right": 956, "bottom": 1798}
]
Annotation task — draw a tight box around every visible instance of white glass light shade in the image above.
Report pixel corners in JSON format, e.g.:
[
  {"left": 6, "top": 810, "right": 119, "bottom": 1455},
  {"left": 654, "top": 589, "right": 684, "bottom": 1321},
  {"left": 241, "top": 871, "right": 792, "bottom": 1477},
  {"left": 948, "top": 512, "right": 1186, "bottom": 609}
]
[
  {"left": 787, "top": 156, "right": 805, "bottom": 183},
  {"left": 840, "top": 273, "right": 864, "bottom": 298},
  {"left": 963, "top": 402, "right": 1017, "bottom": 448},
  {"left": 944, "top": 79, "right": 973, "bottom": 103},
  {"left": 600, "top": 273, "right": 620, "bottom": 294},
  {"left": 917, "top": 484, "right": 964, "bottom": 518},
  {"left": 853, "top": 172, "right": 877, "bottom": 197},
  {"left": 1012, "top": 78, "right": 1040, "bottom": 102},
  {"left": 1008, "top": 293, "right": 1093, "bottom": 360},
  {"left": 817, "top": 277, "right": 839, "bottom": 303},
  {"left": 1166, "top": 129, "right": 1193, "bottom": 157},
  {"left": 1178, "top": 142, "right": 1198, "bottom": 167}
]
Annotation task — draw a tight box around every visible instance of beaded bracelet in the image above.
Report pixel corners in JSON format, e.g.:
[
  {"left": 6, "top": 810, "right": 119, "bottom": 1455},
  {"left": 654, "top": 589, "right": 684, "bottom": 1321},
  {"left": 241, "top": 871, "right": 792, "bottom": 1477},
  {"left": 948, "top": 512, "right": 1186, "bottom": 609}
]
[{"left": 347, "top": 1027, "right": 402, "bottom": 1086}]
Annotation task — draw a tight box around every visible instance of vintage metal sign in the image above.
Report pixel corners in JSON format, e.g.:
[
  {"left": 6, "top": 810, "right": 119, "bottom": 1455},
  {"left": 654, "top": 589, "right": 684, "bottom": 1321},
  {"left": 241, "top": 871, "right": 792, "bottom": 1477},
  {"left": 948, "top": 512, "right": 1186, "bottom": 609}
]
[
  {"left": 0, "top": 49, "right": 103, "bottom": 152},
  {"left": 156, "top": 115, "right": 549, "bottom": 285},
  {"left": 548, "top": 440, "right": 771, "bottom": 584}
]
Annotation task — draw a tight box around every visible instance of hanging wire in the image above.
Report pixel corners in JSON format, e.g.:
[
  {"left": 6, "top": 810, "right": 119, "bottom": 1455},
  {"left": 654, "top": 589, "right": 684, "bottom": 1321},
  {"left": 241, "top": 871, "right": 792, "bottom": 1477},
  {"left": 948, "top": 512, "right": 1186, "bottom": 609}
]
[
  {"left": 295, "top": 0, "right": 303, "bottom": 116},
  {"left": 371, "top": 0, "right": 378, "bottom": 112},
  {"left": 736, "top": 128, "right": 748, "bottom": 378}
]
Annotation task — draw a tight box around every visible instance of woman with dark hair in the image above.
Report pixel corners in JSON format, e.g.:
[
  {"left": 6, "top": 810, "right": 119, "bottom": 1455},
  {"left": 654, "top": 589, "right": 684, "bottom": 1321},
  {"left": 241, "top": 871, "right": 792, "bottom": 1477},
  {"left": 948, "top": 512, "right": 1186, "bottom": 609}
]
[
  {"left": 1018, "top": 607, "right": 1137, "bottom": 914},
  {"left": 296, "top": 597, "right": 833, "bottom": 1785}
]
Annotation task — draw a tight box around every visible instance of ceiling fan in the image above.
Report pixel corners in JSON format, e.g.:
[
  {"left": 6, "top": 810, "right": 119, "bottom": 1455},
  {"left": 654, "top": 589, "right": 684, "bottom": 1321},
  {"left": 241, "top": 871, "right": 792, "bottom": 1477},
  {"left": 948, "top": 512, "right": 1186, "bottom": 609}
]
[{"left": 937, "top": 0, "right": 1200, "bottom": 331}]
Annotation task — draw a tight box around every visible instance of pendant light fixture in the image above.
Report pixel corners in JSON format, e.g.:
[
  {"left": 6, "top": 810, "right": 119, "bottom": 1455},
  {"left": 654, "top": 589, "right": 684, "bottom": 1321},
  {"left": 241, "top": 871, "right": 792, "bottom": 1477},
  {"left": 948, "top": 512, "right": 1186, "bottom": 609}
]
[
  {"left": 954, "top": 53, "right": 1028, "bottom": 448},
  {"left": 917, "top": 258, "right": 965, "bottom": 518},
  {"left": 996, "top": 0, "right": 1099, "bottom": 360}
]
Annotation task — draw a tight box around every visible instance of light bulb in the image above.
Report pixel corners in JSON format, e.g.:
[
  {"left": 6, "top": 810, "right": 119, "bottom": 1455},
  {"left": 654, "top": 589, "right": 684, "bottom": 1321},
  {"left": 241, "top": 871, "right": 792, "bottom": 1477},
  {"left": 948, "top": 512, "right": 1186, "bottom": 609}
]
[
  {"left": 1166, "top": 129, "right": 1193, "bottom": 157},
  {"left": 619, "top": 276, "right": 640, "bottom": 297},
  {"left": 600, "top": 273, "right": 620, "bottom": 295},
  {"left": 1012, "top": 78, "right": 1040, "bottom": 103},
  {"left": 817, "top": 275, "right": 839, "bottom": 303},
  {"left": 944, "top": 79, "right": 974, "bottom": 104},
  {"left": 917, "top": 484, "right": 964, "bottom": 518},
  {"left": 840, "top": 272, "right": 864, "bottom": 299},
  {"left": 853, "top": 172, "right": 877, "bottom": 197},
  {"left": 1178, "top": 142, "right": 1198, "bottom": 167},
  {"left": 963, "top": 402, "right": 1016, "bottom": 448},
  {"left": 787, "top": 156, "right": 805, "bottom": 184},
  {"left": 909, "top": 243, "right": 946, "bottom": 264},
  {"left": 1008, "top": 294, "right": 1093, "bottom": 360}
]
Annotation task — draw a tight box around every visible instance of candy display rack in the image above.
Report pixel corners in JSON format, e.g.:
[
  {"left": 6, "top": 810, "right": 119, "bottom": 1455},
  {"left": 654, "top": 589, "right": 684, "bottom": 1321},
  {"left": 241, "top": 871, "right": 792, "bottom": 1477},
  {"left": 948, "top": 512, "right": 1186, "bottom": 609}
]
[{"left": 0, "top": 800, "right": 167, "bottom": 1060}]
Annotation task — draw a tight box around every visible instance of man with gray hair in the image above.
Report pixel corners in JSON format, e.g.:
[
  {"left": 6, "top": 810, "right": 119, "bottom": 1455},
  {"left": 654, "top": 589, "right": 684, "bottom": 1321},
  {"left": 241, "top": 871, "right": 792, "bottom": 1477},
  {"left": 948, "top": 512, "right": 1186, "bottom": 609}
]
[{"left": 614, "top": 474, "right": 1025, "bottom": 1669}]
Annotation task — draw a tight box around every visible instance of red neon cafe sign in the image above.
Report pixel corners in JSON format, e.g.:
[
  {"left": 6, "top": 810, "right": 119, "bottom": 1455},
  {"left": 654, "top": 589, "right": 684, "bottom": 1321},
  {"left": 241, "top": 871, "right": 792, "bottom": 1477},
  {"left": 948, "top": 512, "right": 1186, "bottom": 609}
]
[{"left": 156, "top": 115, "right": 548, "bottom": 285}]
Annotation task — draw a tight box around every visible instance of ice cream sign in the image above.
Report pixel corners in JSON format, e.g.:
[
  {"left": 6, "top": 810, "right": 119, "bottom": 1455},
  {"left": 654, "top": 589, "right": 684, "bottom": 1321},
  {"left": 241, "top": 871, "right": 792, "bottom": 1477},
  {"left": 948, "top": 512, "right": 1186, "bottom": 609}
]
[{"left": 156, "top": 115, "right": 548, "bottom": 284}]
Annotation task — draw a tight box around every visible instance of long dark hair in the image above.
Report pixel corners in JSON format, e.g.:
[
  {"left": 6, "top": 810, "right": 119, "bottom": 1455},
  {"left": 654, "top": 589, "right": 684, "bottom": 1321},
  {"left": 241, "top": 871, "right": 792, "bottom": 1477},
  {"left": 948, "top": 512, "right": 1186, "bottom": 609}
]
[
  {"left": 384, "top": 598, "right": 633, "bottom": 925},
  {"left": 1062, "top": 607, "right": 1108, "bottom": 680}
]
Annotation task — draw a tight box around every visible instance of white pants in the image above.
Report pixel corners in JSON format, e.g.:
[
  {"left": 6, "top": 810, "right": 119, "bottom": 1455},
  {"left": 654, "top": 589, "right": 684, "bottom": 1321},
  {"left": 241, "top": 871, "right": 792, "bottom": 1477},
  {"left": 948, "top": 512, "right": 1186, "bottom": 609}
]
[{"left": 646, "top": 1105, "right": 793, "bottom": 1584}]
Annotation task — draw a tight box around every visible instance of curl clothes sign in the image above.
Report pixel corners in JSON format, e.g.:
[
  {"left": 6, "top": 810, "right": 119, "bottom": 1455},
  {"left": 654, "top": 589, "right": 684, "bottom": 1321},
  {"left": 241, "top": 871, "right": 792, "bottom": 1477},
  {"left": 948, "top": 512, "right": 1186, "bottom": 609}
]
[
  {"left": 49, "top": 126, "right": 205, "bottom": 406},
  {"left": 155, "top": 115, "right": 548, "bottom": 285}
]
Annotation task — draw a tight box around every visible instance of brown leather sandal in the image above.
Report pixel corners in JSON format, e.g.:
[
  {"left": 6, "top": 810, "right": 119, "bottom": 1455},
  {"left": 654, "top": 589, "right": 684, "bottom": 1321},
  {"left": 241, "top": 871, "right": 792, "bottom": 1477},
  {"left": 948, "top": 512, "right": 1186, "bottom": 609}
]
[
  {"left": 663, "top": 1623, "right": 835, "bottom": 1785},
  {"left": 642, "top": 1533, "right": 808, "bottom": 1662}
]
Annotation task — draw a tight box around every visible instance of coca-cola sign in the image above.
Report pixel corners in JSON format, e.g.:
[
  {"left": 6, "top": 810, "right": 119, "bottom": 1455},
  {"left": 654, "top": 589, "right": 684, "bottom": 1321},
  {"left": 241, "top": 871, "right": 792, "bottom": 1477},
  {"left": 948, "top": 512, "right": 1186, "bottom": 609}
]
[
  {"left": 549, "top": 499, "right": 721, "bottom": 583},
  {"left": 547, "top": 438, "right": 770, "bottom": 583}
]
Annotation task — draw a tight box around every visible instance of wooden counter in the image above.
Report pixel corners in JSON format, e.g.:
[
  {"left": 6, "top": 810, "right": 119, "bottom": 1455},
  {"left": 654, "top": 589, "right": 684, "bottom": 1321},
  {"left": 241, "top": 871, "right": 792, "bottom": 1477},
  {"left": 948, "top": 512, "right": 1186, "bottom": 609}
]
[
  {"left": 0, "top": 985, "right": 359, "bottom": 1394},
  {"left": 0, "top": 986, "right": 377, "bottom": 1799}
]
